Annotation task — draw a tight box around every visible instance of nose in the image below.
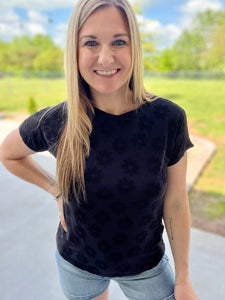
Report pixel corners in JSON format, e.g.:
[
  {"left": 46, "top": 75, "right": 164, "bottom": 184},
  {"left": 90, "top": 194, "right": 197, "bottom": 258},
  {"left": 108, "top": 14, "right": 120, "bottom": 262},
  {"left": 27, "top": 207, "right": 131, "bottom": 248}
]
[{"left": 98, "top": 45, "right": 114, "bottom": 67}]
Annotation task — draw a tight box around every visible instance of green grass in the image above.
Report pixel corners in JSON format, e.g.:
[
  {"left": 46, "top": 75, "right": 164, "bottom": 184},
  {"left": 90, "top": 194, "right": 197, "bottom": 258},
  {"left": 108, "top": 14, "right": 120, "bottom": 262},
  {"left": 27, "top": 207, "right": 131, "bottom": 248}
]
[
  {"left": 208, "top": 200, "right": 225, "bottom": 220},
  {"left": 1, "top": 76, "right": 225, "bottom": 218},
  {"left": 0, "top": 77, "right": 67, "bottom": 112}
]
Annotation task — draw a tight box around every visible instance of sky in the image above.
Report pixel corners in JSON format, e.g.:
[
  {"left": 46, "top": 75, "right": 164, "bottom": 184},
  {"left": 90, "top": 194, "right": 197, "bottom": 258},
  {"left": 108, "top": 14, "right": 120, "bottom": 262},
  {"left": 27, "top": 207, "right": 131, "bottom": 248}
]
[{"left": 0, "top": 0, "right": 224, "bottom": 50}]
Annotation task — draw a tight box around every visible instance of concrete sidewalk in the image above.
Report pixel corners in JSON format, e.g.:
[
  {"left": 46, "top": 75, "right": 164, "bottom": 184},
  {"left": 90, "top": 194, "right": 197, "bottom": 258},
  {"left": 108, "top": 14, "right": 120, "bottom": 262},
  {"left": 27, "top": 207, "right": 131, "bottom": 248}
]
[{"left": 0, "top": 119, "right": 224, "bottom": 300}]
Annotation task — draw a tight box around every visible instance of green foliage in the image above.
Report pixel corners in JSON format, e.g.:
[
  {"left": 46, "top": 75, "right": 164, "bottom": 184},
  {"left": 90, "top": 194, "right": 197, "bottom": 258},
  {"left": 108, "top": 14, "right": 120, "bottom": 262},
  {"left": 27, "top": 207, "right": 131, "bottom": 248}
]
[
  {"left": 32, "top": 46, "right": 64, "bottom": 71},
  {"left": 27, "top": 97, "right": 37, "bottom": 114},
  {"left": 158, "top": 9, "right": 225, "bottom": 71},
  {"left": 172, "top": 30, "right": 206, "bottom": 70},
  {"left": 157, "top": 49, "right": 175, "bottom": 71},
  {"left": 0, "top": 34, "right": 64, "bottom": 72}
]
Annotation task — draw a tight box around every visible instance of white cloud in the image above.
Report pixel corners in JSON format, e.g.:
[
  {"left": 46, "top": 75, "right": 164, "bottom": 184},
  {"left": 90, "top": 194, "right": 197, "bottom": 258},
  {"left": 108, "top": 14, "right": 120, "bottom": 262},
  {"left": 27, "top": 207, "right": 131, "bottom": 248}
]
[
  {"left": 180, "top": 0, "right": 223, "bottom": 16},
  {"left": 27, "top": 10, "right": 48, "bottom": 24},
  {"left": 143, "top": 0, "right": 224, "bottom": 49},
  {"left": 179, "top": 0, "right": 224, "bottom": 28},
  {"left": 0, "top": 8, "right": 23, "bottom": 39},
  {"left": 0, "top": 8, "right": 20, "bottom": 23},
  {"left": 0, "top": 0, "right": 76, "bottom": 10},
  {"left": 26, "top": 23, "right": 46, "bottom": 36},
  {"left": 164, "top": 24, "right": 182, "bottom": 42},
  {"left": 140, "top": 18, "right": 182, "bottom": 49},
  {"left": 53, "top": 23, "right": 68, "bottom": 48},
  {"left": 0, "top": 8, "right": 47, "bottom": 40},
  {"left": 0, "top": 23, "right": 22, "bottom": 39}
]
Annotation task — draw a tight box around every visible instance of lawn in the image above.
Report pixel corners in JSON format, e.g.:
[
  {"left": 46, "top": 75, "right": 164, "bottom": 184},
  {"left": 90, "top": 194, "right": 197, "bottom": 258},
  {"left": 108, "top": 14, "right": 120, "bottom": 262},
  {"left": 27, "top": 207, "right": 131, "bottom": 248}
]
[
  {"left": 1, "top": 76, "right": 225, "bottom": 222},
  {"left": 0, "top": 77, "right": 67, "bottom": 112}
]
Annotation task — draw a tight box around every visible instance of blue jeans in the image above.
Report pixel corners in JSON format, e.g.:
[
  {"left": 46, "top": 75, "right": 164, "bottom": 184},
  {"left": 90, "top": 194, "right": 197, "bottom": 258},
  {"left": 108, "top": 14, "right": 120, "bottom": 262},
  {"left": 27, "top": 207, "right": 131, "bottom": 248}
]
[{"left": 55, "top": 249, "right": 175, "bottom": 300}]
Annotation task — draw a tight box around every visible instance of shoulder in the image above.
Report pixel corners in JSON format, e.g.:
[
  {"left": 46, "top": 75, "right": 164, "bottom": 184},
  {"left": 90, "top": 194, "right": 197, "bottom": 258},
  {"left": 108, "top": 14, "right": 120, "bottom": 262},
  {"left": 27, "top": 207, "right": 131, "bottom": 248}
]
[
  {"left": 142, "top": 97, "right": 187, "bottom": 127},
  {"left": 38, "top": 100, "right": 67, "bottom": 126},
  {"left": 148, "top": 97, "right": 185, "bottom": 115},
  {"left": 19, "top": 100, "right": 67, "bottom": 144},
  {"left": 19, "top": 101, "right": 67, "bottom": 153}
]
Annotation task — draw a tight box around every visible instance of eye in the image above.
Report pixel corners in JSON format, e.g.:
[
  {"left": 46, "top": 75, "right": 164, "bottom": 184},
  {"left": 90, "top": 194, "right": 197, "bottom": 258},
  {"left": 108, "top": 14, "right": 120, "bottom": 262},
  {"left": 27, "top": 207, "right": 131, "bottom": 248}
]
[
  {"left": 113, "top": 40, "right": 126, "bottom": 46},
  {"left": 84, "top": 40, "right": 97, "bottom": 47}
]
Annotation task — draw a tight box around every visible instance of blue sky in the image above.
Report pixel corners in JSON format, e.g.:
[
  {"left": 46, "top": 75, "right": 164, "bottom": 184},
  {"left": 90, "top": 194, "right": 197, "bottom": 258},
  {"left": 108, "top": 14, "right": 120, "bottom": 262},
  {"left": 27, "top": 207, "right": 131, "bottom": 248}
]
[{"left": 0, "top": 0, "right": 224, "bottom": 50}]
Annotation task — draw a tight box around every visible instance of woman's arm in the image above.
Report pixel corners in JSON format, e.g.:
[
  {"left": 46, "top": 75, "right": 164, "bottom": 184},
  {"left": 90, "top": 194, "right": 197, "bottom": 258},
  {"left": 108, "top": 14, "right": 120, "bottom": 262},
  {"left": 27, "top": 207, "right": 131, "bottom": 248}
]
[
  {"left": 0, "top": 128, "right": 56, "bottom": 191},
  {"left": 0, "top": 128, "right": 67, "bottom": 231},
  {"left": 163, "top": 152, "right": 198, "bottom": 300}
]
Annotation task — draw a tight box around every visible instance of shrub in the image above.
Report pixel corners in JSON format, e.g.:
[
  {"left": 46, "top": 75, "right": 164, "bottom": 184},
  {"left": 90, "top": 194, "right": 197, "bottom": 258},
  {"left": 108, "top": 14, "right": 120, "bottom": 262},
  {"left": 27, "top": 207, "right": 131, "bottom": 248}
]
[{"left": 27, "top": 97, "right": 37, "bottom": 114}]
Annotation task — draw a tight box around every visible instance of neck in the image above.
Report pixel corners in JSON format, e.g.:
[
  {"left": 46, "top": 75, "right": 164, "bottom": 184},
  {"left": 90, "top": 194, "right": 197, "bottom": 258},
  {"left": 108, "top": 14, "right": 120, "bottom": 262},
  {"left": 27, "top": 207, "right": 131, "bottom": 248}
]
[{"left": 91, "top": 88, "right": 136, "bottom": 115}]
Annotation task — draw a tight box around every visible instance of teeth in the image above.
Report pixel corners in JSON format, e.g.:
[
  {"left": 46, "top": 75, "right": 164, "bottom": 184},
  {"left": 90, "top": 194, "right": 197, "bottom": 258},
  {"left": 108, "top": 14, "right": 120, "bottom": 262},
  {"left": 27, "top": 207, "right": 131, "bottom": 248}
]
[{"left": 95, "top": 69, "right": 118, "bottom": 76}]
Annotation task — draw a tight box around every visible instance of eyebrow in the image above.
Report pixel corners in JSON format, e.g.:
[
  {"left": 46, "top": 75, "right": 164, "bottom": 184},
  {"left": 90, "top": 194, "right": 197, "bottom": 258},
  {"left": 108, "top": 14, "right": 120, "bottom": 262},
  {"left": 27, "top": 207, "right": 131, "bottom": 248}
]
[{"left": 79, "top": 33, "right": 130, "bottom": 41}]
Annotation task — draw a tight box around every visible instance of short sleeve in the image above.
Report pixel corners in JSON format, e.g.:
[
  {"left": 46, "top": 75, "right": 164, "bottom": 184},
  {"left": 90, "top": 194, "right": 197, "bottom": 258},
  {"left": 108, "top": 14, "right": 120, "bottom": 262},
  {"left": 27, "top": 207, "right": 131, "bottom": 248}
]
[
  {"left": 167, "top": 108, "right": 193, "bottom": 166},
  {"left": 19, "top": 102, "right": 67, "bottom": 154},
  {"left": 19, "top": 107, "right": 51, "bottom": 152}
]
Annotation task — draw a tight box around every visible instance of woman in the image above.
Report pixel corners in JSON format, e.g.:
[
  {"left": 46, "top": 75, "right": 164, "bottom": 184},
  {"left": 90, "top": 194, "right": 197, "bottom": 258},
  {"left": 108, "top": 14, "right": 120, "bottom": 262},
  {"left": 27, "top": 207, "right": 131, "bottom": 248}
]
[{"left": 0, "top": 0, "right": 198, "bottom": 299}]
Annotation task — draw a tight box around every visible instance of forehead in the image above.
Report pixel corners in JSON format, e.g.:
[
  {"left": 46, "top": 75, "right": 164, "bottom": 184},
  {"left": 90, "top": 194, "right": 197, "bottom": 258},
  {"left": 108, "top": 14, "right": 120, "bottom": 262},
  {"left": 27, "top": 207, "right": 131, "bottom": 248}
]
[{"left": 79, "top": 6, "right": 130, "bottom": 36}]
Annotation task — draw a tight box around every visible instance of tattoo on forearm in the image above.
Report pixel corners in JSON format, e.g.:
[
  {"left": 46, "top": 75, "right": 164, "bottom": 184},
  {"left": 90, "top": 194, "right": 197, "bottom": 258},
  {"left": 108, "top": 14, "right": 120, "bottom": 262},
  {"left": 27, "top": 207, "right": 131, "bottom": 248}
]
[{"left": 169, "top": 217, "right": 174, "bottom": 241}]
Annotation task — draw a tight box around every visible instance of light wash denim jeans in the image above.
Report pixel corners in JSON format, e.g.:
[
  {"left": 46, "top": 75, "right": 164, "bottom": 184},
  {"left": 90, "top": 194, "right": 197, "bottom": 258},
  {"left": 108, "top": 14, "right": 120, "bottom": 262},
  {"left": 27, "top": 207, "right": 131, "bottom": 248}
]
[{"left": 55, "top": 249, "right": 175, "bottom": 300}]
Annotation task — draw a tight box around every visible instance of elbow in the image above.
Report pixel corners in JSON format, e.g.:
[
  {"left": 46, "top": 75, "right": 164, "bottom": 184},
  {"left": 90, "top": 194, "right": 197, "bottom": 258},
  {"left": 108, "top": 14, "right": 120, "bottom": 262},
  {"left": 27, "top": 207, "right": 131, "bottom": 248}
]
[
  {"left": 164, "top": 193, "right": 189, "bottom": 214},
  {"left": 0, "top": 143, "right": 16, "bottom": 165},
  {"left": 0, "top": 145, "right": 11, "bottom": 168}
]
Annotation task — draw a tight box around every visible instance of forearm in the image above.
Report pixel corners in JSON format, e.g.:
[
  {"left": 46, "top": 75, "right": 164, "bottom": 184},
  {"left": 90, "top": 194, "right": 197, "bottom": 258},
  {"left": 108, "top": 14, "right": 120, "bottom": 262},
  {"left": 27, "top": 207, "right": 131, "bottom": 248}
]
[
  {"left": 1, "top": 155, "right": 59, "bottom": 196},
  {"left": 163, "top": 194, "right": 191, "bottom": 284}
]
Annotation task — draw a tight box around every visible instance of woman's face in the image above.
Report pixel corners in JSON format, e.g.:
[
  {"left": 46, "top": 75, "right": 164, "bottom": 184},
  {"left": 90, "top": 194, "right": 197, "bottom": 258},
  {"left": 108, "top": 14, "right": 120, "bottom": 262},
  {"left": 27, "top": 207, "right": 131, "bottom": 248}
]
[{"left": 78, "top": 6, "right": 132, "bottom": 99}]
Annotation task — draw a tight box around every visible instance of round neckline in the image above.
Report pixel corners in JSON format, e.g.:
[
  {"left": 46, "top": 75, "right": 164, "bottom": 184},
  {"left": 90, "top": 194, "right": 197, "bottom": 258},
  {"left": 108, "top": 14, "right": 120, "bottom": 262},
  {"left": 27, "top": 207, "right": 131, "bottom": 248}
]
[{"left": 93, "top": 100, "right": 148, "bottom": 118}]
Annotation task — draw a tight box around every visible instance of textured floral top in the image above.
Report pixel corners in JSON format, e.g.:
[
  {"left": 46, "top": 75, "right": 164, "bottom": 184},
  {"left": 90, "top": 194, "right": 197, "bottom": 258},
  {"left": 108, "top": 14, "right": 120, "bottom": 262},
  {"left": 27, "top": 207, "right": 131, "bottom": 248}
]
[{"left": 19, "top": 97, "right": 193, "bottom": 277}]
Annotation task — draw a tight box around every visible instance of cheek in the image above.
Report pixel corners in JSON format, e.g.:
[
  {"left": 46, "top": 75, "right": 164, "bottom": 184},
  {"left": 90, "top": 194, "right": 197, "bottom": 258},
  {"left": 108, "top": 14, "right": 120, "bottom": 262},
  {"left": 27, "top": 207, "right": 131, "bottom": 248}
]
[
  {"left": 78, "top": 49, "right": 95, "bottom": 72},
  {"left": 120, "top": 48, "right": 132, "bottom": 68}
]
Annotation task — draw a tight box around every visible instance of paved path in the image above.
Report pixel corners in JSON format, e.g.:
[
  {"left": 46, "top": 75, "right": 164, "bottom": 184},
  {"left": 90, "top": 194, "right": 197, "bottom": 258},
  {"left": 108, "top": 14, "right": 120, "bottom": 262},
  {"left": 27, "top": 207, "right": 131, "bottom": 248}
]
[{"left": 0, "top": 119, "right": 224, "bottom": 300}]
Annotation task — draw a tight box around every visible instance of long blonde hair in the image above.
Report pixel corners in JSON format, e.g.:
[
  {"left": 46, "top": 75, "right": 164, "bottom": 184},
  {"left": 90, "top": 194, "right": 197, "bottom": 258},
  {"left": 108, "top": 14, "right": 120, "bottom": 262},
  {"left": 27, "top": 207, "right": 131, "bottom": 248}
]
[{"left": 57, "top": 0, "right": 154, "bottom": 204}]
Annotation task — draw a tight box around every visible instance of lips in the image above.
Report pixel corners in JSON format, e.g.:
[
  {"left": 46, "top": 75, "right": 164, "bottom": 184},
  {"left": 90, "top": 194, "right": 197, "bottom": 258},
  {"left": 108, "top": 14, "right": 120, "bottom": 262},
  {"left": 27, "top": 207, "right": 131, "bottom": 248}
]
[{"left": 94, "top": 69, "right": 120, "bottom": 76}]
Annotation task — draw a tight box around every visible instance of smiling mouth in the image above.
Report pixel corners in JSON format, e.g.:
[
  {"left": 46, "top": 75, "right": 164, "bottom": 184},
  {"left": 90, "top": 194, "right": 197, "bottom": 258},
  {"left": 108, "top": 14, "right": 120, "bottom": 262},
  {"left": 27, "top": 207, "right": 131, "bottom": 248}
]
[{"left": 94, "top": 69, "right": 120, "bottom": 76}]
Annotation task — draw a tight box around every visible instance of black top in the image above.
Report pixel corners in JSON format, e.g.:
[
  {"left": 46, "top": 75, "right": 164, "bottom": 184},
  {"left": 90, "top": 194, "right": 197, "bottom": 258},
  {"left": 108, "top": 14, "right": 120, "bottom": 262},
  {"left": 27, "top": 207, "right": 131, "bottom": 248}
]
[{"left": 19, "top": 97, "right": 193, "bottom": 277}]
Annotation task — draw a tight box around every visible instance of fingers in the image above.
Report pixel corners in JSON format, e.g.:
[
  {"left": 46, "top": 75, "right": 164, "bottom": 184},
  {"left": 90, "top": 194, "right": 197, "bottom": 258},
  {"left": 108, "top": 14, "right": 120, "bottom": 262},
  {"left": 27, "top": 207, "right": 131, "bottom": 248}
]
[
  {"left": 50, "top": 185, "right": 67, "bottom": 232},
  {"left": 57, "top": 196, "right": 68, "bottom": 232},
  {"left": 59, "top": 215, "right": 68, "bottom": 232}
]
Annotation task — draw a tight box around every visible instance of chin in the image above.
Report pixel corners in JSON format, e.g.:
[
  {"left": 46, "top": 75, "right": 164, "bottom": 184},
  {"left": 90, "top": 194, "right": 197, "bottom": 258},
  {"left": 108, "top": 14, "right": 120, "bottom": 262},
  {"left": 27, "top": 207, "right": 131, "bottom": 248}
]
[{"left": 93, "top": 86, "right": 121, "bottom": 95}]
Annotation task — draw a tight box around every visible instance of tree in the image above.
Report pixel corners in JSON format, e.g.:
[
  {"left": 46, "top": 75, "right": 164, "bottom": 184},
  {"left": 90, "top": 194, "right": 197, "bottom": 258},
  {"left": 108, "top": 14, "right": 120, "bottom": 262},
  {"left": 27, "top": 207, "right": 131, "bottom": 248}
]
[
  {"left": 0, "top": 41, "right": 8, "bottom": 71},
  {"left": 132, "top": 1, "right": 156, "bottom": 70},
  {"left": 157, "top": 48, "right": 174, "bottom": 71},
  {"left": 190, "top": 9, "right": 225, "bottom": 70},
  {"left": 32, "top": 46, "right": 63, "bottom": 71},
  {"left": 32, "top": 34, "right": 54, "bottom": 51},
  {"left": 0, "top": 35, "right": 64, "bottom": 72},
  {"left": 172, "top": 30, "right": 206, "bottom": 70},
  {"left": 207, "top": 18, "right": 225, "bottom": 69},
  {"left": 158, "top": 9, "right": 225, "bottom": 71}
]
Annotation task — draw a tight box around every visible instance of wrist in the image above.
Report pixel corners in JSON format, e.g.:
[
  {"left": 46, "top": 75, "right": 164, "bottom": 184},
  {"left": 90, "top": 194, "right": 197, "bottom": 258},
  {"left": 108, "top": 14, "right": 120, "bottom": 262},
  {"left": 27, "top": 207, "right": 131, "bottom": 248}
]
[
  {"left": 54, "top": 193, "right": 62, "bottom": 201},
  {"left": 175, "top": 275, "right": 191, "bottom": 286},
  {"left": 47, "top": 181, "right": 61, "bottom": 198},
  {"left": 175, "top": 261, "right": 189, "bottom": 285}
]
